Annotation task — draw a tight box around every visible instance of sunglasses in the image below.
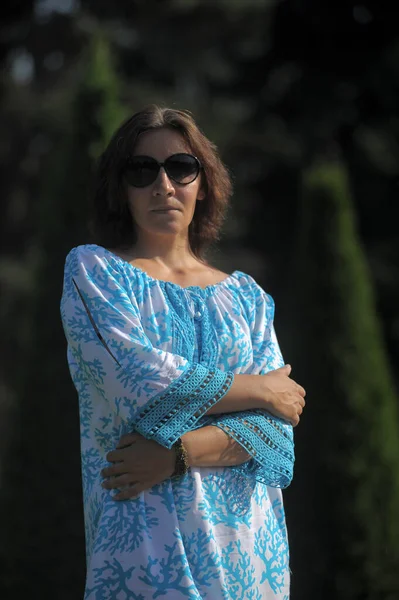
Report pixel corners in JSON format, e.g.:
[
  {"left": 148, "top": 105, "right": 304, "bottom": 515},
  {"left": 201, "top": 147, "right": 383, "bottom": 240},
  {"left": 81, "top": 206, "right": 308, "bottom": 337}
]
[{"left": 124, "top": 153, "right": 202, "bottom": 188}]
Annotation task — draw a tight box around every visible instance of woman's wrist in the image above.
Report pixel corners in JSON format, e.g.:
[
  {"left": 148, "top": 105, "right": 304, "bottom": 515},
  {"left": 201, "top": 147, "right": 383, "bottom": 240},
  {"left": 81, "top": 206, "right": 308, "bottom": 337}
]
[
  {"left": 245, "top": 374, "right": 270, "bottom": 410},
  {"left": 180, "top": 431, "right": 199, "bottom": 467},
  {"left": 171, "top": 438, "right": 189, "bottom": 478}
]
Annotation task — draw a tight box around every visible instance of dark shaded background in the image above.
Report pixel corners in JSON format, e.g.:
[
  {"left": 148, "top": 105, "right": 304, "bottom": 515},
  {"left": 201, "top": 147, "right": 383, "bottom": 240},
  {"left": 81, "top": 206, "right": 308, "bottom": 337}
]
[{"left": 1, "top": 1, "right": 398, "bottom": 599}]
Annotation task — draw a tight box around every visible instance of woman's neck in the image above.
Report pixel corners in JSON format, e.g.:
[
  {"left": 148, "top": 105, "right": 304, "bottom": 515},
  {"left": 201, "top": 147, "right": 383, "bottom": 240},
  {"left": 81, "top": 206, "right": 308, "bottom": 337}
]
[{"left": 120, "top": 233, "right": 202, "bottom": 272}]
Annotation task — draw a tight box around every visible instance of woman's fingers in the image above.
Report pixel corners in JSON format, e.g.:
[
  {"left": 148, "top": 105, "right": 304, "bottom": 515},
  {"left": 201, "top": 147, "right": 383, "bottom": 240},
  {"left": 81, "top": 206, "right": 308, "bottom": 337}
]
[
  {"left": 113, "top": 481, "right": 156, "bottom": 501},
  {"left": 116, "top": 433, "right": 139, "bottom": 448},
  {"left": 289, "top": 401, "right": 305, "bottom": 426},
  {"left": 106, "top": 448, "right": 128, "bottom": 463},
  {"left": 296, "top": 384, "right": 306, "bottom": 397},
  {"left": 101, "top": 462, "right": 126, "bottom": 478},
  {"left": 292, "top": 414, "right": 300, "bottom": 427},
  {"left": 113, "top": 485, "right": 142, "bottom": 501},
  {"left": 102, "top": 473, "right": 134, "bottom": 489}
]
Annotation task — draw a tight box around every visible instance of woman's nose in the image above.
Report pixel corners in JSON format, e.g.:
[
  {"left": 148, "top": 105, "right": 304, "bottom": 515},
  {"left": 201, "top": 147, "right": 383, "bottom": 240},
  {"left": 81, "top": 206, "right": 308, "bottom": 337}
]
[{"left": 153, "top": 167, "right": 175, "bottom": 195}]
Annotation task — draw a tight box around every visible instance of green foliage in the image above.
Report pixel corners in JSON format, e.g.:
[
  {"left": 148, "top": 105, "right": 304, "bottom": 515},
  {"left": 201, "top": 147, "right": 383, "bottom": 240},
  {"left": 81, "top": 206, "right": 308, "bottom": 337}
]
[
  {"left": 0, "top": 34, "right": 125, "bottom": 598},
  {"left": 84, "top": 33, "right": 128, "bottom": 157},
  {"left": 287, "top": 160, "right": 399, "bottom": 599}
]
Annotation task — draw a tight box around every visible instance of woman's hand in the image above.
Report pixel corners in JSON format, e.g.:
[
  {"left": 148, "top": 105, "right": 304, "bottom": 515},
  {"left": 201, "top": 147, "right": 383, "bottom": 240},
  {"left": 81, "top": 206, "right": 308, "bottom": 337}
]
[
  {"left": 262, "top": 364, "right": 306, "bottom": 426},
  {"left": 101, "top": 433, "right": 175, "bottom": 501}
]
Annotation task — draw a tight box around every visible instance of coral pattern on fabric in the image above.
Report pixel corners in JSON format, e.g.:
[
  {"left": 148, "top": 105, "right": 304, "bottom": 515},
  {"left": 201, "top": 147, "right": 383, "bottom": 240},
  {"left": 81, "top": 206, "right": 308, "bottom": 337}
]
[{"left": 60, "top": 244, "right": 294, "bottom": 599}]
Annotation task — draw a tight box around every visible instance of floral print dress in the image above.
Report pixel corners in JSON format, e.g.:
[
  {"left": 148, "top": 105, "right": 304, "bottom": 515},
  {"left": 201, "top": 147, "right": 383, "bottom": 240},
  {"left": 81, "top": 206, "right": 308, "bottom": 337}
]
[{"left": 60, "top": 244, "right": 294, "bottom": 599}]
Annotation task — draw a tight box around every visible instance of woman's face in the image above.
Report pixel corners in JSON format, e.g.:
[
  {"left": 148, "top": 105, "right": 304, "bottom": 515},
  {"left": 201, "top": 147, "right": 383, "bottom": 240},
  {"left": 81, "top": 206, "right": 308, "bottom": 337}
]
[{"left": 125, "top": 128, "right": 205, "bottom": 240}]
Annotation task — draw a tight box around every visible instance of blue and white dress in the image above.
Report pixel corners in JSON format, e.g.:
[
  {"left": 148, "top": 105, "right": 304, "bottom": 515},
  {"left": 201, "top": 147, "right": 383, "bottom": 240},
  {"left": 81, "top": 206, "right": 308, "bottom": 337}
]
[{"left": 60, "top": 244, "right": 294, "bottom": 600}]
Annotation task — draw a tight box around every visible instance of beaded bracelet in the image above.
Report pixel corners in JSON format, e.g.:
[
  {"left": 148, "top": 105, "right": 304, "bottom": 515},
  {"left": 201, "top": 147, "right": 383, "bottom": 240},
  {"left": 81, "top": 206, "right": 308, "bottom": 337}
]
[{"left": 172, "top": 438, "right": 189, "bottom": 478}]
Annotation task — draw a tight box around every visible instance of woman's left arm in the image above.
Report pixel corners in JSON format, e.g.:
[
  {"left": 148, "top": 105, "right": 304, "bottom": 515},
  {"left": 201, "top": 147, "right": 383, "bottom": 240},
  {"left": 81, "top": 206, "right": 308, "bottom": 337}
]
[
  {"left": 182, "top": 425, "right": 250, "bottom": 467},
  {"left": 101, "top": 427, "right": 249, "bottom": 500}
]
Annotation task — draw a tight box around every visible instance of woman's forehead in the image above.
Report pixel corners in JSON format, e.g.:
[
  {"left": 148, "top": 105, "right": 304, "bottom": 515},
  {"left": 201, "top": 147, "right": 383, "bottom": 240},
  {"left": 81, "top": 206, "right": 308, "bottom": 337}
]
[{"left": 133, "top": 128, "right": 191, "bottom": 159}]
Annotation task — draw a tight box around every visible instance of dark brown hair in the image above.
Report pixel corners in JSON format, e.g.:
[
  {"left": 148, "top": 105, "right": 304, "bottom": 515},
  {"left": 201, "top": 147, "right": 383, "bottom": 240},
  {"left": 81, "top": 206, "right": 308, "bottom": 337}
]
[{"left": 89, "top": 105, "right": 233, "bottom": 260}]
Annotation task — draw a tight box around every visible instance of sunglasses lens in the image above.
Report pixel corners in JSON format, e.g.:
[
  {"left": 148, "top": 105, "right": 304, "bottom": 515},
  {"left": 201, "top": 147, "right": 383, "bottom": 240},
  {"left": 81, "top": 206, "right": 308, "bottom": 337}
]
[
  {"left": 125, "top": 157, "right": 159, "bottom": 187},
  {"left": 165, "top": 154, "right": 200, "bottom": 184},
  {"left": 124, "top": 154, "right": 200, "bottom": 187}
]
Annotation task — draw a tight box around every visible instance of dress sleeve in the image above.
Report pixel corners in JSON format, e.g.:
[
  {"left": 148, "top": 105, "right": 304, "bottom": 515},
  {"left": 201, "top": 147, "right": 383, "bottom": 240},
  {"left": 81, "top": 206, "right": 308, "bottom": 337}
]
[
  {"left": 60, "top": 246, "right": 234, "bottom": 448},
  {"left": 210, "top": 281, "right": 295, "bottom": 488}
]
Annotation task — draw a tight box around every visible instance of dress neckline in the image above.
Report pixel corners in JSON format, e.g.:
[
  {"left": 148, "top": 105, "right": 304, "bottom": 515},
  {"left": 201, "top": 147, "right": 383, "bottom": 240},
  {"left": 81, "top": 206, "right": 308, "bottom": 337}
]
[{"left": 89, "top": 244, "right": 239, "bottom": 292}]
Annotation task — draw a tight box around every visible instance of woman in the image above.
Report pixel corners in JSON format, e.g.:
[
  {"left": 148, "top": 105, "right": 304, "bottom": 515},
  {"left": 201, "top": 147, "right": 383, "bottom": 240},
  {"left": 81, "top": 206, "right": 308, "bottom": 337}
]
[{"left": 60, "top": 105, "right": 305, "bottom": 599}]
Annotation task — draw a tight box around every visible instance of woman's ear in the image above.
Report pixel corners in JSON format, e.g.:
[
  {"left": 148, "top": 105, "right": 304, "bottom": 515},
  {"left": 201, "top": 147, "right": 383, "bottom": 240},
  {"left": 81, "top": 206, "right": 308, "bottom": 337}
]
[{"left": 197, "top": 189, "right": 206, "bottom": 201}]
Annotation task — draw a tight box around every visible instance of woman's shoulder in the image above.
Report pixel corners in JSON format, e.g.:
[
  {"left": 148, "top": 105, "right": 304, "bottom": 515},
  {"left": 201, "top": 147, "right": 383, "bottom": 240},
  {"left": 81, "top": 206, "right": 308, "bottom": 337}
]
[
  {"left": 228, "top": 270, "right": 275, "bottom": 316},
  {"left": 230, "top": 269, "right": 271, "bottom": 297},
  {"left": 66, "top": 243, "right": 111, "bottom": 259},
  {"left": 223, "top": 270, "right": 275, "bottom": 328},
  {"left": 64, "top": 244, "right": 134, "bottom": 287},
  {"left": 229, "top": 269, "right": 256, "bottom": 286},
  {"left": 65, "top": 243, "right": 128, "bottom": 269}
]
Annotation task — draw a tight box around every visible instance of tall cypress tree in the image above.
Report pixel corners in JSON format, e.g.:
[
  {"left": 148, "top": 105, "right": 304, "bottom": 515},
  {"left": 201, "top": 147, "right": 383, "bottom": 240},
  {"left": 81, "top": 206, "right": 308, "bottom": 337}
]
[
  {"left": 285, "top": 160, "right": 399, "bottom": 600},
  {"left": 0, "top": 34, "right": 125, "bottom": 599}
]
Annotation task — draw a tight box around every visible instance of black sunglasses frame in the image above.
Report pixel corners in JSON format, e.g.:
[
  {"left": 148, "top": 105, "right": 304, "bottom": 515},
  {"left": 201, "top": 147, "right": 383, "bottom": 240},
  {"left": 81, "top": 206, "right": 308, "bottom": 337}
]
[{"left": 124, "top": 153, "right": 202, "bottom": 188}]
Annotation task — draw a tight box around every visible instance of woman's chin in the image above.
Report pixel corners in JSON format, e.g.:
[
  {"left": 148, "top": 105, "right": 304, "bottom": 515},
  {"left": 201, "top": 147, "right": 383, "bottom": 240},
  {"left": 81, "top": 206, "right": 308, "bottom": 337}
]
[{"left": 146, "top": 220, "right": 189, "bottom": 236}]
